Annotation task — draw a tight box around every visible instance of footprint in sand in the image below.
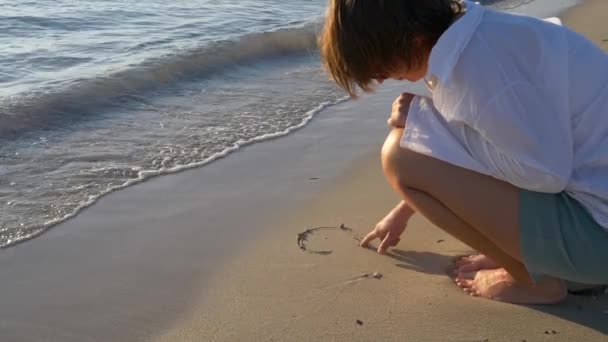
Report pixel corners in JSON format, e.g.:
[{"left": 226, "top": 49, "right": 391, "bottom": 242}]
[{"left": 296, "top": 224, "right": 361, "bottom": 255}]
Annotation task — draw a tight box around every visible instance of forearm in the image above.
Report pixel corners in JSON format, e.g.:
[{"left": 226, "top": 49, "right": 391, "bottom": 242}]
[{"left": 387, "top": 200, "right": 416, "bottom": 222}]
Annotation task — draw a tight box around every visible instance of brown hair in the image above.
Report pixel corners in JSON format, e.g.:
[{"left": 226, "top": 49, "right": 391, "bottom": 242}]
[{"left": 320, "top": 0, "right": 463, "bottom": 97}]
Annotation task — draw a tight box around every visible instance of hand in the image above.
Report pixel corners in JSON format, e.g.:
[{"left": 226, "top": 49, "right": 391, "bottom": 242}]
[
  {"left": 360, "top": 203, "right": 413, "bottom": 254},
  {"left": 387, "top": 92, "right": 415, "bottom": 128}
]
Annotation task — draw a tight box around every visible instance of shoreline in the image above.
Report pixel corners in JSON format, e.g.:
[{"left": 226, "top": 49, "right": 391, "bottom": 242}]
[
  {"left": 0, "top": 0, "right": 576, "bottom": 251},
  {"left": 0, "top": 1, "right": 607, "bottom": 341},
  {"left": 0, "top": 78, "right": 411, "bottom": 341}
]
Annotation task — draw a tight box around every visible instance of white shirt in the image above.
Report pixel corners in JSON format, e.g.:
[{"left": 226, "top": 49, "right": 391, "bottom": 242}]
[{"left": 401, "top": 1, "right": 608, "bottom": 229}]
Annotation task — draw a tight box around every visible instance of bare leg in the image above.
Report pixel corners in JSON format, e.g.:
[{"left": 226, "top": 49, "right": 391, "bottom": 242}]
[
  {"left": 382, "top": 129, "right": 528, "bottom": 280},
  {"left": 382, "top": 129, "right": 566, "bottom": 304},
  {"left": 398, "top": 186, "right": 531, "bottom": 282},
  {"left": 402, "top": 188, "right": 566, "bottom": 304}
]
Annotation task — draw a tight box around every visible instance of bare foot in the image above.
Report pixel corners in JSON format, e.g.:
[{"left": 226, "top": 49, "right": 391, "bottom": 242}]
[
  {"left": 453, "top": 254, "right": 501, "bottom": 274},
  {"left": 455, "top": 268, "right": 567, "bottom": 304}
]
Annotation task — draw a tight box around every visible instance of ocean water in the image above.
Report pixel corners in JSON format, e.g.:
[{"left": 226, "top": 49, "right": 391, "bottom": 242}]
[{"left": 0, "top": 0, "right": 577, "bottom": 247}]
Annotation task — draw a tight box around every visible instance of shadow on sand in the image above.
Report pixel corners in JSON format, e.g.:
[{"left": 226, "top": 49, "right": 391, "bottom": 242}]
[{"left": 382, "top": 248, "right": 608, "bottom": 336}]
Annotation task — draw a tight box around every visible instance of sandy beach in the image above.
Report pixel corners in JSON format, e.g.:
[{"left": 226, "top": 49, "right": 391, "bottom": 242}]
[{"left": 1, "top": 1, "right": 608, "bottom": 341}]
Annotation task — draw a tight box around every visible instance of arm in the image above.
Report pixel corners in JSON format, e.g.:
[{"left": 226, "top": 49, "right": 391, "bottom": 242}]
[
  {"left": 388, "top": 93, "right": 415, "bottom": 128},
  {"left": 385, "top": 200, "right": 416, "bottom": 223},
  {"left": 360, "top": 93, "right": 417, "bottom": 254},
  {"left": 360, "top": 200, "right": 415, "bottom": 254}
]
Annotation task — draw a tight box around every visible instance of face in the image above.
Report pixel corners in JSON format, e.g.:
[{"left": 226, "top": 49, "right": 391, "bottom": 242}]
[{"left": 373, "top": 59, "right": 429, "bottom": 84}]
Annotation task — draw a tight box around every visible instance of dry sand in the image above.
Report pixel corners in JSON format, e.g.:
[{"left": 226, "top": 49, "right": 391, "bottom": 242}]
[
  {"left": 0, "top": 1, "right": 607, "bottom": 341},
  {"left": 158, "top": 152, "right": 608, "bottom": 342}
]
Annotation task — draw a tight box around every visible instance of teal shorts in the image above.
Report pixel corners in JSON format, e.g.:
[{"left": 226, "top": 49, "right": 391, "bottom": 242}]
[{"left": 520, "top": 190, "right": 608, "bottom": 284}]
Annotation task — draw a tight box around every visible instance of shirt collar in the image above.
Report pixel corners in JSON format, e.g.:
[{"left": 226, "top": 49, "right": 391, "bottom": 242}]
[{"left": 426, "top": 1, "right": 484, "bottom": 88}]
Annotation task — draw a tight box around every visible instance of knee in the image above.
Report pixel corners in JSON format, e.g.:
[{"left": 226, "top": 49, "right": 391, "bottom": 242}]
[
  {"left": 381, "top": 129, "right": 429, "bottom": 190},
  {"left": 381, "top": 128, "right": 410, "bottom": 188}
]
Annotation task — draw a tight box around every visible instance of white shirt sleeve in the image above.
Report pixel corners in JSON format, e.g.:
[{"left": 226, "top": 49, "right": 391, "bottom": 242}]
[{"left": 470, "top": 82, "right": 573, "bottom": 193}]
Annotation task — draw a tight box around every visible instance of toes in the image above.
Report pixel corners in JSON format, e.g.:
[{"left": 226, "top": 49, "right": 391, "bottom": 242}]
[
  {"left": 455, "top": 278, "right": 473, "bottom": 289},
  {"left": 463, "top": 287, "right": 475, "bottom": 295},
  {"left": 459, "top": 279, "right": 481, "bottom": 297},
  {"left": 455, "top": 255, "right": 473, "bottom": 266},
  {"left": 455, "top": 259, "right": 467, "bottom": 266},
  {"left": 448, "top": 256, "right": 475, "bottom": 277},
  {"left": 446, "top": 263, "right": 458, "bottom": 275},
  {"left": 457, "top": 271, "right": 477, "bottom": 280},
  {"left": 456, "top": 278, "right": 480, "bottom": 298},
  {"left": 458, "top": 263, "right": 476, "bottom": 273}
]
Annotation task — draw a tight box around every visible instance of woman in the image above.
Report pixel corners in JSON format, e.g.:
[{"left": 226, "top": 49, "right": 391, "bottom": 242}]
[{"left": 320, "top": 0, "right": 608, "bottom": 304}]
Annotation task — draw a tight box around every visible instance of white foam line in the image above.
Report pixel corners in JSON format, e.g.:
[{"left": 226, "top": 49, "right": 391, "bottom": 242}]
[{"left": 2, "top": 95, "right": 351, "bottom": 248}]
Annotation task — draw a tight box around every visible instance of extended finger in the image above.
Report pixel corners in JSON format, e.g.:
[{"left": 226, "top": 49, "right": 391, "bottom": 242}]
[
  {"left": 359, "top": 230, "right": 378, "bottom": 247},
  {"left": 378, "top": 233, "right": 400, "bottom": 254}
]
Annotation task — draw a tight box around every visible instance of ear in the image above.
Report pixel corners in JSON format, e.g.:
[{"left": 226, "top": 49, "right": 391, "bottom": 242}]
[
  {"left": 413, "top": 36, "right": 431, "bottom": 50},
  {"left": 412, "top": 36, "right": 433, "bottom": 60},
  {"left": 413, "top": 36, "right": 425, "bottom": 46}
]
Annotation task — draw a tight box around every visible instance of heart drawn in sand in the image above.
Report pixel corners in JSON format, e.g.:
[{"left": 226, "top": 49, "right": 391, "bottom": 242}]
[{"left": 296, "top": 223, "right": 360, "bottom": 255}]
